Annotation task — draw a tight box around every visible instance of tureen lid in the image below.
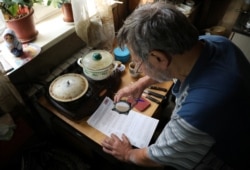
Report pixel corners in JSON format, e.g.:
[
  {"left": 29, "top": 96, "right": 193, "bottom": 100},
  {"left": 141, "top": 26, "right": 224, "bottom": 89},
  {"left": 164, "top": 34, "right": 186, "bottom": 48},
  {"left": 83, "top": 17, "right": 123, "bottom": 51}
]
[
  {"left": 82, "top": 50, "right": 114, "bottom": 70},
  {"left": 49, "top": 73, "right": 89, "bottom": 102}
]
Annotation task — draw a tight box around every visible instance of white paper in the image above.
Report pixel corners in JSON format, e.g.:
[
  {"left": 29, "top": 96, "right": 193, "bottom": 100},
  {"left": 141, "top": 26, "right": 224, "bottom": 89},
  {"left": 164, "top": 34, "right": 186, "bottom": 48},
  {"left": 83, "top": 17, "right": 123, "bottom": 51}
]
[{"left": 87, "top": 96, "right": 159, "bottom": 148}]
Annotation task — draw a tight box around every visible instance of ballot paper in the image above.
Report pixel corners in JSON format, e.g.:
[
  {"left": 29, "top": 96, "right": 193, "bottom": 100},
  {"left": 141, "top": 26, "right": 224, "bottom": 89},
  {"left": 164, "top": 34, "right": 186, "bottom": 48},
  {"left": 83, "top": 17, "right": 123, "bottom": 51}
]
[{"left": 87, "top": 96, "right": 159, "bottom": 148}]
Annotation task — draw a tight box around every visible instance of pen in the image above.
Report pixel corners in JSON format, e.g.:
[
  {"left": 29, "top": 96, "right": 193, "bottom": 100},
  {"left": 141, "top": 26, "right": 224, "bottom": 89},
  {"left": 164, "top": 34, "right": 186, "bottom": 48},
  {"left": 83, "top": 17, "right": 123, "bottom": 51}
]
[
  {"left": 136, "top": 98, "right": 144, "bottom": 102},
  {"left": 143, "top": 90, "right": 166, "bottom": 99},
  {"left": 5, "top": 68, "right": 14, "bottom": 74},
  {"left": 145, "top": 95, "right": 161, "bottom": 104},
  {"left": 148, "top": 86, "right": 168, "bottom": 92}
]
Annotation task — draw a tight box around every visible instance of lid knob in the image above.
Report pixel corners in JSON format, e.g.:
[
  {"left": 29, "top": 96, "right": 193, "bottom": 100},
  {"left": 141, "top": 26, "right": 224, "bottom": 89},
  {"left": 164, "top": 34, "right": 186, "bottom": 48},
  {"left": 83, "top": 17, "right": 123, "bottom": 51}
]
[{"left": 92, "top": 53, "right": 102, "bottom": 61}]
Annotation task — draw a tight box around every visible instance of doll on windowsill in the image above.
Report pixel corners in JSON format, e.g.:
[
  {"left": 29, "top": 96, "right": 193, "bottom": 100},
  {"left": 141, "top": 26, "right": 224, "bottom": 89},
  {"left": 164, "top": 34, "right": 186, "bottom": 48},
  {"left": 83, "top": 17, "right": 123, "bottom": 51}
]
[{"left": 2, "top": 28, "right": 23, "bottom": 57}]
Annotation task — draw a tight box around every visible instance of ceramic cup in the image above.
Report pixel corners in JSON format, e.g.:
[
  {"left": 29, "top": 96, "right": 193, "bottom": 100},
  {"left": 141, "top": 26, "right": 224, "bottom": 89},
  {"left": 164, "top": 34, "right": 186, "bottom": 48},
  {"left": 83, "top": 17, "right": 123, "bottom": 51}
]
[{"left": 129, "top": 62, "right": 140, "bottom": 78}]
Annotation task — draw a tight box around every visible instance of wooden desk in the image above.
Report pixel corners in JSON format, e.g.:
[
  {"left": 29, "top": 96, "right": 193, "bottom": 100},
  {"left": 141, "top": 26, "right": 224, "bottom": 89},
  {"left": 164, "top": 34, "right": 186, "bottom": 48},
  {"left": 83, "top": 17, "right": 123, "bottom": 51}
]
[{"left": 38, "top": 64, "right": 173, "bottom": 146}]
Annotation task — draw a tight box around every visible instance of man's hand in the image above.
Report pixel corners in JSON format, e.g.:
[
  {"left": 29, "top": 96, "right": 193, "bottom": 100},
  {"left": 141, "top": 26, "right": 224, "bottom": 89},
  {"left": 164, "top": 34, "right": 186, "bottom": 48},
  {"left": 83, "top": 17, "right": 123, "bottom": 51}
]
[
  {"left": 114, "top": 76, "right": 156, "bottom": 103},
  {"left": 102, "top": 133, "right": 132, "bottom": 162}
]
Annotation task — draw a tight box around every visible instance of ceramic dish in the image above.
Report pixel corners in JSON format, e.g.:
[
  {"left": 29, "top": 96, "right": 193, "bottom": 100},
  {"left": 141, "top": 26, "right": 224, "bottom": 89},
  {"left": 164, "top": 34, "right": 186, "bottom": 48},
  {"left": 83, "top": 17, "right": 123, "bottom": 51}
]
[
  {"left": 49, "top": 73, "right": 89, "bottom": 102},
  {"left": 117, "top": 63, "right": 126, "bottom": 72},
  {"left": 77, "top": 50, "right": 118, "bottom": 81}
]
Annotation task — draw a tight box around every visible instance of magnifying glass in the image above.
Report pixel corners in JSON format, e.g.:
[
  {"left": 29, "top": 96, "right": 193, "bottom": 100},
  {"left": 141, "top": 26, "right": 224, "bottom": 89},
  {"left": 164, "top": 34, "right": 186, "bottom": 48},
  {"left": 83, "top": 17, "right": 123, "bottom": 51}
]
[{"left": 112, "top": 101, "right": 131, "bottom": 114}]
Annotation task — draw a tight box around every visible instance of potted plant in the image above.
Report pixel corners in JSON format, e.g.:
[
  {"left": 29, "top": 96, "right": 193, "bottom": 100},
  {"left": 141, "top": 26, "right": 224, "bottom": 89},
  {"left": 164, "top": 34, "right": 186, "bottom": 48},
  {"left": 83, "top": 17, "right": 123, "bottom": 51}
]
[
  {"left": 0, "top": 0, "right": 43, "bottom": 43},
  {"left": 47, "top": 0, "right": 74, "bottom": 22}
]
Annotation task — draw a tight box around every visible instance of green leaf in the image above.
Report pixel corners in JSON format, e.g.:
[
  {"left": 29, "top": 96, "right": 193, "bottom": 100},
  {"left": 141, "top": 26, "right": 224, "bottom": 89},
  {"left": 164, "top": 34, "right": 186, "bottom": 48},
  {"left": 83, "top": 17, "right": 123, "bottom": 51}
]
[{"left": 8, "top": 3, "right": 18, "bottom": 16}]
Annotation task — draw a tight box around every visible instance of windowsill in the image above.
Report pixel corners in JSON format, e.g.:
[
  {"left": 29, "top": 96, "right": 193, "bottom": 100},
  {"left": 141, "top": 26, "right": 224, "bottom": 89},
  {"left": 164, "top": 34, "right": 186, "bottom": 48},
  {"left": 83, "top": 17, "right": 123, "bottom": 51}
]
[
  {"left": 35, "top": 1, "right": 119, "bottom": 53},
  {"left": 0, "top": 1, "right": 121, "bottom": 74},
  {"left": 1, "top": 1, "right": 121, "bottom": 51},
  {"left": 0, "top": 13, "right": 75, "bottom": 74},
  {"left": 35, "top": 12, "right": 75, "bottom": 53}
]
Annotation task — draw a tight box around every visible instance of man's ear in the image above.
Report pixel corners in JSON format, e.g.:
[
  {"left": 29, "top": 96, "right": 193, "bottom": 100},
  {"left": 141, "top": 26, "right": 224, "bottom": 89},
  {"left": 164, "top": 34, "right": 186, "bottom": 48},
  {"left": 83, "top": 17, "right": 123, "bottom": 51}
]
[{"left": 149, "top": 50, "right": 171, "bottom": 68}]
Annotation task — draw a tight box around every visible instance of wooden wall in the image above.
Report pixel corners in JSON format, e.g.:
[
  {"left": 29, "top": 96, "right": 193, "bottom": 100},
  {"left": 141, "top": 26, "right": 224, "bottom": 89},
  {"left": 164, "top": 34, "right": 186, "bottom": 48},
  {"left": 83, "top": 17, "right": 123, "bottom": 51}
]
[
  {"left": 113, "top": 0, "right": 243, "bottom": 37},
  {"left": 112, "top": 0, "right": 129, "bottom": 32},
  {"left": 113, "top": 0, "right": 155, "bottom": 32},
  {"left": 194, "top": 0, "right": 243, "bottom": 37},
  {"left": 218, "top": 0, "right": 242, "bottom": 37}
]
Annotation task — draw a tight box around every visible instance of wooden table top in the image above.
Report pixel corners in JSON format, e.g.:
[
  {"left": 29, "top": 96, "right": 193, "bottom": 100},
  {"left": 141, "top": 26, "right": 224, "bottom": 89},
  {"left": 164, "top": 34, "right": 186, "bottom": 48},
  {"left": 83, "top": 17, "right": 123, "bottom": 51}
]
[{"left": 38, "top": 62, "right": 173, "bottom": 145}]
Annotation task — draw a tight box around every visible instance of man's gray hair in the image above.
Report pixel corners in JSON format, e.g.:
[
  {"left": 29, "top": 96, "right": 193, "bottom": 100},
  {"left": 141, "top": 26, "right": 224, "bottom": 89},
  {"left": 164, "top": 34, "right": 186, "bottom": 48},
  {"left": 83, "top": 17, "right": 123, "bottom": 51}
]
[{"left": 117, "top": 1, "right": 199, "bottom": 61}]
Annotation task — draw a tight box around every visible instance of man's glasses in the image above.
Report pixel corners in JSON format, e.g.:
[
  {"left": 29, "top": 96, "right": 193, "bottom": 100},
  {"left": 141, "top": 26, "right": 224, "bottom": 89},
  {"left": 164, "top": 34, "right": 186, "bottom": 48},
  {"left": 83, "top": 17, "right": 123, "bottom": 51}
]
[{"left": 134, "top": 60, "right": 143, "bottom": 73}]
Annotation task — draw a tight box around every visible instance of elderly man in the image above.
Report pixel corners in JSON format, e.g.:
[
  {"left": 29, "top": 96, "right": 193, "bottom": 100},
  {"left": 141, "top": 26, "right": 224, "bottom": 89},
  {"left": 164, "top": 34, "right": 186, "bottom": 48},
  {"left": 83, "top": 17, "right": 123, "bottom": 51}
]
[{"left": 102, "top": 2, "right": 250, "bottom": 170}]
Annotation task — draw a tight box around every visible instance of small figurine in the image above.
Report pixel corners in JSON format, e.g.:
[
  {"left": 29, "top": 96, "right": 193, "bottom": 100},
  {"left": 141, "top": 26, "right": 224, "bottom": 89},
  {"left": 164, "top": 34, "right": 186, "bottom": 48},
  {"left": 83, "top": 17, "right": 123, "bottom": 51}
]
[{"left": 2, "top": 28, "right": 23, "bottom": 57}]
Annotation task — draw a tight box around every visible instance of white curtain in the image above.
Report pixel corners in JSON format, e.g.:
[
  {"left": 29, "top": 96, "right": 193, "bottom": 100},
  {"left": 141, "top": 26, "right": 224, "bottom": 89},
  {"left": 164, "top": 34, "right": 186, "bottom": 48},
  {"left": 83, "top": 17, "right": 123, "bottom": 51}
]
[{"left": 71, "top": 0, "right": 115, "bottom": 51}]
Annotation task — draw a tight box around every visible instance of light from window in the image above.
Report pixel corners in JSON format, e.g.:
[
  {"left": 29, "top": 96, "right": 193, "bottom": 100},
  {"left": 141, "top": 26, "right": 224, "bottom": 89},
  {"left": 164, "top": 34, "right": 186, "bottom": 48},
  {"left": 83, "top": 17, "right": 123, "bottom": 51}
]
[{"left": 33, "top": 4, "right": 60, "bottom": 24}]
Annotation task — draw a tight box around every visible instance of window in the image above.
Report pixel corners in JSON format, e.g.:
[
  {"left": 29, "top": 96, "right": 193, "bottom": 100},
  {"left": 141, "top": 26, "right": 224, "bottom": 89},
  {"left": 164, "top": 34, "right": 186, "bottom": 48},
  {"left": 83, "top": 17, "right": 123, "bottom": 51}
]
[
  {"left": 0, "top": 4, "right": 60, "bottom": 43},
  {"left": 33, "top": 3, "right": 60, "bottom": 24}
]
